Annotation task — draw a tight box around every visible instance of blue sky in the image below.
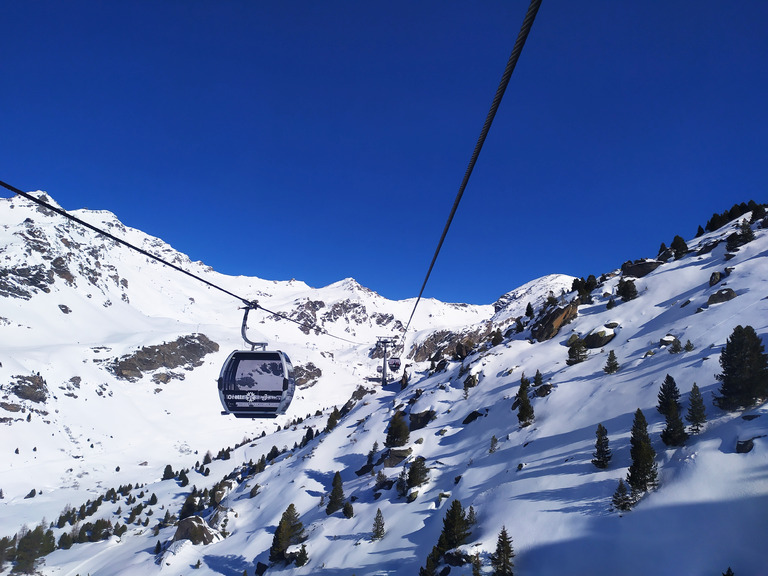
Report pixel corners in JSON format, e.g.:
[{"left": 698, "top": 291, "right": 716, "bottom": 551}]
[{"left": 2, "top": 1, "right": 766, "bottom": 305}]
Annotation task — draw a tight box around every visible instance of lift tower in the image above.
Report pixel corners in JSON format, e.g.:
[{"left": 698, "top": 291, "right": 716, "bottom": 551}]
[{"left": 376, "top": 337, "right": 397, "bottom": 386}]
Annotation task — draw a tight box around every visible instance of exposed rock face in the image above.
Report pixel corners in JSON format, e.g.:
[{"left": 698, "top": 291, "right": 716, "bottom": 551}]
[
  {"left": 707, "top": 288, "right": 737, "bottom": 305},
  {"left": 583, "top": 330, "right": 615, "bottom": 349},
  {"left": 709, "top": 272, "right": 722, "bottom": 286},
  {"left": 11, "top": 374, "right": 49, "bottom": 403},
  {"left": 409, "top": 410, "right": 436, "bottom": 431},
  {"left": 409, "top": 328, "right": 489, "bottom": 363},
  {"left": 621, "top": 259, "right": 663, "bottom": 278},
  {"left": 172, "top": 516, "right": 219, "bottom": 545},
  {"left": 108, "top": 333, "right": 219, "bottom": 381},
  {"left": 294, "top": 362, "right": 322, "bottom": 388},
  {"left": 531, "top": 301, "right": 578, "bottom": 342}
]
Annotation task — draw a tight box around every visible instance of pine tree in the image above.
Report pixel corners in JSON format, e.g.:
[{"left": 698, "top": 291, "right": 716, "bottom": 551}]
[
  {"left": 566, "top": 337, "right": 588, "bottom": 366},
  {"left": 660, "top": 403, "right": 688, "bottom": 446},
  {"left": 604, "top": 350, "right": 620, "bottom": 374},
  {"left": 154, "top": 540, "right": 161, "bottom": 554},
  {"left": 617, "top": 278, "right": 638, "bottom": 302},
  {"left": 714, "top": 325, "right": 768, "bottom": 410},
  {"left": 686, "top": 383, "right": 707, "bottom": 434},
  {"left": 295, "top": 543, "right": 309, "bottom": 567},
  {"left": 684, "top": 339, "right": 695, "bottom": 352},
  {"left": 471, "top": 552, "right": 483, "bottom": 576},
  {"left": 668, "top": 338, "right": 683, "bottom": 354},
  {"left": 371, "top": 508, "right": 385, "bottom": 541},
  {"left": 533, "top": 369, "right": 544, "bottom": 387},
  {"left": 162, "top": 464, "right": 175, "bottom": 480},
  {"left": 490, "top": 526, "right": 515, "bottom": 576},
  {"left": 489, "top": 435, "right": 499, "bottom": 454},
  {"left": 723, "top": 568, "right": 735, "bottom": 576},
  {"left": 525, "top": 302, "right": 534, "bottom": 318},
  {"left": 343, "top": 501, "right": 354, "bottom": 518},
  {"left": 407, "top": 457, "right": 429, "bottom": 488},
  {"left": 269, "top": 503, "right": 305, "bottom": 563},
  {"left": 439, "top": 500, "right": 471, "bottom": 552},
  {"left": 325, "top": 406, "right": 341, "bottom": 432},
  {"left": 626, "top": 409, "right": 658, "bottom": 494},
  {"left": 670, "top": 235, "right": 688, "bottom": 259},
  {"left": 467, "top": 505, "right": 477, "bottom": 526},
  {"left": 385, "top": 411, "right": 410, "bottom": 447},
  {"left": 326, "top": 471, "right": 345, "bottom": 515},
  {"left": 657, "top": 374, "right": 681, "bottom": 417},
  {"left": 611, "top": 479, "right": 632, "bottom": 511},
  {"left": 396, "top": 465, "right": 408, "bottom": 497},
  {"left": 516, "top": 376, "right": 534, "bottom": 427},
  {"left": 591, "top": 423, "right": 612, "bottom": 469}
]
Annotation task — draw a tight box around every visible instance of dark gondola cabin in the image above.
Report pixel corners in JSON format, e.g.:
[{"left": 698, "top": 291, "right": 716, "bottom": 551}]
[
  {"left": 218, "top": 350, "right": 295, "bottom": 418},
  {"left": 388, "top": 357, "right": 401, "bottom": 371}
]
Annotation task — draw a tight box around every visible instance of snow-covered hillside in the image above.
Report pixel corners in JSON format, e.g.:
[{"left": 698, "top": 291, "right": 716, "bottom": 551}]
[{"left": 1, "top": 192, "right": 766, "bottom": 576}]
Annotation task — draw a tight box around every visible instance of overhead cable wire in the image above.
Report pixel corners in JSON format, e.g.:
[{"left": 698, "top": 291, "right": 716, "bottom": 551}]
[
  {"left": 400, "top": 0, "right": 542, "bottom": 340},
  {"left": 0, "top": 179, "right": 362, "bottom": 345}
]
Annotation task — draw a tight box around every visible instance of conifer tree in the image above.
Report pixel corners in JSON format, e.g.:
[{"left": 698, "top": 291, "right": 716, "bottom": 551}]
[
  {"left": 295, "top": 543, "right": 309, "bottom": 567},
  {"left": 438, "top": 500, "right": 471, "bottom": 552},
  {"left": 611, "top": 479, "right": 632, "bottom": 511},
  {"left": 326, "top": 471, "right": 345, "bottom": 515},
  {"left": 269, "top": 503, "right": 305, "bottom": 564},
  {"left": 657, "top": 374, "right": 682, "bottom": 417},
  {"left": 566, "top": 337, "right": 588, "bottom": 366},
  {"left": 162, "top": 464, "right": 175, "bottom": 480},
  {"left": 723, "top": 568, "right": 735, "bottom": 576},
  {"left": 668, "top": 338, "right": 683, "bottom": 354},
  {"left": 533, "top": 369, "right": 544, "bottom": 387},
  {"left": 490, "top": 526, "right": 515, "bottom": 576},
  {"left": 626, "top": 409, "right": 658, "bottom": 494},
  {"left": 385, "top": 411, "right": 410, "bottom": 447},
  {"left": 472, "top": 552, "right": 483, "bottom": 576},
  {"left": 660, "top": 403, "right": 688, "bottom": 446},
  {"left": 525, "top": 302, "right": 534, "bottom": 318},
  {"left": 591, "top": 423, "right": 612, "bottom": 469},
  {"left": 154, "top": 540, "right": 161, "bottom": 554},
  {"left": 604, "top": 350, "right": 620, "bottom": 374},
  {"left": 686, "top": 383, "right": 707, "bottom": 434},
  {"left": 407, "top": 457, "right": 429, "bottom": 488},
  {"left": 684, "top": 339, "right": 695, "bottom": 352},
  {"left": 714, "top": 325, "right": 768, "bottom": 410},
  {"left": 325, "top": 406, "right": 341, "bottom": 432},
  {"left": 670, "top": 235, "right": 688, "bottom": 259},
  {"left": 371, "top": 508, "right": 385, "bottom": 541},
  {"left": 343, "top": 501, "right": 354, "bottom": 518},
  {"left": 516, "top": 376, "right": 534, "bottom": 427},
  {"left": 396, "top": 465, "right": 408, "bottom": 498},
  {"left": 617, "top": 278, "right": 637, "bottom": 302}
]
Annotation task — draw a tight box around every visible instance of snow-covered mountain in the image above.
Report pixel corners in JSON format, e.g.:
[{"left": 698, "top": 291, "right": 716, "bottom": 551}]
[{"left": 0, "top": 192, "right": 766, "bottom": 576}]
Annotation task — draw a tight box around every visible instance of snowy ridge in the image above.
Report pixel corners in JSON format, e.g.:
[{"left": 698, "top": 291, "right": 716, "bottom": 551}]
[{"left": 0, "top": 193, "right": 766, "bottom": 576}]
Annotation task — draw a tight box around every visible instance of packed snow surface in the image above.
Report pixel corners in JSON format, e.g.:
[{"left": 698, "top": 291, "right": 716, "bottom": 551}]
[{"left": 0, "top": 193, "right": 766, "bottom": 575}]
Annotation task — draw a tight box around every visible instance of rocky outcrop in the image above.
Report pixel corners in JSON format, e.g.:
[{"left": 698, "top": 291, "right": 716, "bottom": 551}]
[
  {"left": 409, "top": 410, "right": 436, "bottom": 431},
  {"left": 583, "top": 329, "right": 615, "bottom": 349},
  {"left": 294, "top": 362, "right": 322, "bottom": 388},
  {"left": 707, "top": 288, "right": 737, "bottom": 306},
  {"left": 11, "top": 374, "right": 49, "bottom": 403},
  {"left": 531, "top": 302, "right": 578, "bottom": 342},
  {"left": 172, "top": 516, "right": 219, "bottom": 545},
  {"left": 621, "top": 259, "right": 663, "bottom": 278},
  {"left": 108, "top": 334, "right": 219, "bottom": 381}
]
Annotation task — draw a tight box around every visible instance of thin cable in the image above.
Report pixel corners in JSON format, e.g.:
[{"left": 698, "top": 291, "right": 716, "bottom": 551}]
[
  {"left": 401, "top": 0, "right": 542, "bottom": 339},
  {"left": 0, "top": 180, "right": 362, "bottom": 345}
]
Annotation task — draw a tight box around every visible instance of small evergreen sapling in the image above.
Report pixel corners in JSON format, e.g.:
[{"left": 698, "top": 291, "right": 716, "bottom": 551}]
[
  {"left": 371, "top": 508, "right": 385, "bottom": 541},
  {"left": 591, "top": 424, "right": 611, "bottom": 469},
  {"left": 326, "top": 471, "right": 345, "bottom": 515},
  {"left": 611, "top": 479, "right": 632, "bottom": 512},
  {"left": 566, "top": 337, "right": 588, "bottom": 366},
  {"left": 603, "top": 350, "right": 620, "bottom": 374},
  {"left": 686, "top": 383, "right": 707, "bottom": 434},
  {"left": 516, "top": 376, "right": 534, "bottom": 427}
]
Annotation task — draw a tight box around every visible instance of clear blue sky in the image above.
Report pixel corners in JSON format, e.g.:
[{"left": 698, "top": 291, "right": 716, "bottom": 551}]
[{"left": 2, "top": 2, "right": 766, "bottom": 304}]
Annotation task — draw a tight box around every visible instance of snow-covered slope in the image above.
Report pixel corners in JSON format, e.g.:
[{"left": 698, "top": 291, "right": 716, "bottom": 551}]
[{"left": 0, "top": 192, "right": 766, "bottom": 576}]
